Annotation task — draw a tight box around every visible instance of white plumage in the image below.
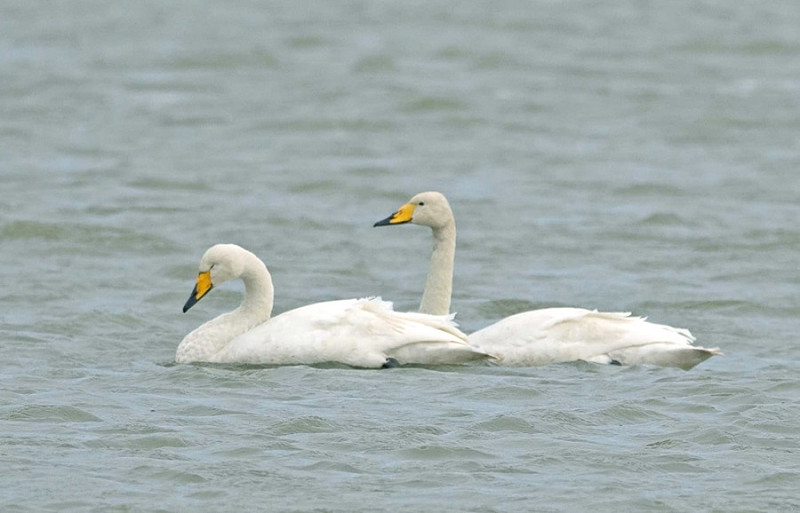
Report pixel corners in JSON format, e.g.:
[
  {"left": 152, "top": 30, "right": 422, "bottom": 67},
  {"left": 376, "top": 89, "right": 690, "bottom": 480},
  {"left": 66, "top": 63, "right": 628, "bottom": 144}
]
[
  {"left": 375, "top": 191, "right": 721, "bottom": 369},
  {"left": 177, "top": 244, "right": 492, "bottom": 367}
]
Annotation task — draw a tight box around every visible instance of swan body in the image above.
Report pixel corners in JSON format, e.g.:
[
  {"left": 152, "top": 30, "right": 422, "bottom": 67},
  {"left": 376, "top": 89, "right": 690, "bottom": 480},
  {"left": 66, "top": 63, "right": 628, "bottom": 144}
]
[
  {"left": 178, "top": 244, "right": 491, "bottom": 368},
  {"left": 469, "top": 307, "right": 718, "bottom": 370},
  {"left": 374, "top": 191, "right": 721, "bottom": 370}
]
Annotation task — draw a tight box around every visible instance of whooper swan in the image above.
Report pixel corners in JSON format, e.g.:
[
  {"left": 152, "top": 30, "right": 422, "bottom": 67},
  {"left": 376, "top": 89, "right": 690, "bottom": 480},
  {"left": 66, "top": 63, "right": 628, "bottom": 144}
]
[
  {"left": 178, "top": 244, "right": 493, "bottom": 367},
  {"left": 374, "top": 192, "right": 721, "bottom": 370}
]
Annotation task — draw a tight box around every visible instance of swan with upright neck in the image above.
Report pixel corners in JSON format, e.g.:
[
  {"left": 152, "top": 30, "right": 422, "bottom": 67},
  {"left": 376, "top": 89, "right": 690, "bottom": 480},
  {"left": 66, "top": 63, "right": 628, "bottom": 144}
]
[
  {"left": 374, "top": 191, "right": 721, "bottom": 370},
  {"left": 178, "top": 243, "right": 492, "bottom": 367}
]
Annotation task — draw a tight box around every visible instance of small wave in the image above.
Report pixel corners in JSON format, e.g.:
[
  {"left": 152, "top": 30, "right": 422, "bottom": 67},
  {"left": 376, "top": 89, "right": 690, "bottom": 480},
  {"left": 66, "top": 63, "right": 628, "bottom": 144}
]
[
  {"left": 403, "top": 96, "right": 468, "bottom": 113},
  {"left": 1, "top": 220, "right": 177, "bottom": 254},
  {"left": 638, "top": 212, "right": 687, "bottom": 226},
  {"left": 271, "top": 415, "right": 343, "bottom": 435},
  {"left": 473, "top": 414, "right": 538, "bottom": 434},
  {"left": 395, "top": 445, "right": 496, "bottom": 461},
  {"left": 4, "top": 405, "right": 101, "bottom": 423}
]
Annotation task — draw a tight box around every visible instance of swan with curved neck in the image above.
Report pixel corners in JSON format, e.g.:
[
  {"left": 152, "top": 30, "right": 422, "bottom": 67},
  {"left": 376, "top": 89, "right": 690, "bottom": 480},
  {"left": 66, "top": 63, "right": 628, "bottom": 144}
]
[
  {"left": 374, "top": 192, "right": 721, "bottom": 370},
  {"left": 178, "top": 243, "right": 492, "bottom": 367}
]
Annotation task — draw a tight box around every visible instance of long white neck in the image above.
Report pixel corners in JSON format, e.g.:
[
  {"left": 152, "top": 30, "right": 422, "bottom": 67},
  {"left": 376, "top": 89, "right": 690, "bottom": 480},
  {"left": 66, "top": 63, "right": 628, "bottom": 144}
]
[
  {"left": 237, "top": 259, "right": 274, "bottom": 320},
  {"left": 176, "top": 254, "right": 274, "bottom": 363},
  {"left": 419, "top": 220, "right": 455, "bottom": 316}
]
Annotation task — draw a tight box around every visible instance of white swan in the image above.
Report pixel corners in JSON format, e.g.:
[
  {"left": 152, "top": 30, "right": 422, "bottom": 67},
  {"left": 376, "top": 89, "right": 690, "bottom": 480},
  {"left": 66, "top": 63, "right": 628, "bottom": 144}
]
[
  {"left": 178, "top": 244, "right": 492, "bottom": 368},
  {"left": 374, "top": 191, "right": 722, "bottom": 370}
]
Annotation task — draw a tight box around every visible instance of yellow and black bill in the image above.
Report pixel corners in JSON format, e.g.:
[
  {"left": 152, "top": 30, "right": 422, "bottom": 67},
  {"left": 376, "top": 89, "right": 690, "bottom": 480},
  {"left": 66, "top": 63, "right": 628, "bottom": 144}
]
[
  {"left": 373, "top": 203, "right": 415, "bottom": 227},
  {"left": 182, "top": 270, "right": 213, "bottom": 313}
]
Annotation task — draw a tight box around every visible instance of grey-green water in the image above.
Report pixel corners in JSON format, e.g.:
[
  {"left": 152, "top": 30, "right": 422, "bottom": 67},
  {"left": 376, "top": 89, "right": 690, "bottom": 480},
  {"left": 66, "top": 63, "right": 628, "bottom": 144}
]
[{"left": 2, "top": 1, "right": 799, "bottom": 511}]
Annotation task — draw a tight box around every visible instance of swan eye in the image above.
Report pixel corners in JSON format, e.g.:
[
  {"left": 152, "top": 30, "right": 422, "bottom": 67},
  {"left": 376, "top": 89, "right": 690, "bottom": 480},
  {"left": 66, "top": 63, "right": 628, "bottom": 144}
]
[{"left": 418, "top": 202, "right": 425, "bottom": 206}]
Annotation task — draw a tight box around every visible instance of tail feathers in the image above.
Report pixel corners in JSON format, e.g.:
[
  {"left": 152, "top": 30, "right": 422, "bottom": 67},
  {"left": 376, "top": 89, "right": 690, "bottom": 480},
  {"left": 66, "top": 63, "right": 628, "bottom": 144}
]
[
  {"left": 355, "top": 297, "right": 492, "bottom": 364},
  {"left": 608, "top": 344, "right": 722, "bottom": 370},
  {"left": 389, "top": 341, "right": 495, "bottom": 364}
]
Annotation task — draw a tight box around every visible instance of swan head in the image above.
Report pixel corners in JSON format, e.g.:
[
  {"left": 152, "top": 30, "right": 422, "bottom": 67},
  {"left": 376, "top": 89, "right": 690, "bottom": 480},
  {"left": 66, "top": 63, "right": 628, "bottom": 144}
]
[
  {"left": 182, "top": 244, "right": 251, "bottom": 313},
  {"left": 373, "top": 191, "right": 453, "bottom": 230}
]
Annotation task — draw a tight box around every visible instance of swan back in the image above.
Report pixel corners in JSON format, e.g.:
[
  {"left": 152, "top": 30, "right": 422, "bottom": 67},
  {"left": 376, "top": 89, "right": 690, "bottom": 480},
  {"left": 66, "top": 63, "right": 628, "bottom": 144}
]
[
  {"left": 216, "top": 298, "right": 492, "bottom": 367},
  {"left": 470, "top": 307, "right": 720, "bottom": 369}
]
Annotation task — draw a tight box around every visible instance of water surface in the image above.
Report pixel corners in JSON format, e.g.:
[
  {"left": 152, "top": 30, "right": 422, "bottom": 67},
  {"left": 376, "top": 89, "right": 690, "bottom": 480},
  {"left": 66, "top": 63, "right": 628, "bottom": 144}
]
[{"left": 2, "top": 1, "right": 799, "bottom": 511}]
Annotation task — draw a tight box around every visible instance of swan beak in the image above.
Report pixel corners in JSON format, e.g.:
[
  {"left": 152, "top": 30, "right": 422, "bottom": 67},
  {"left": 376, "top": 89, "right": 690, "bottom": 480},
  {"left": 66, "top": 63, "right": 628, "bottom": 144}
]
[
  {"left": 373, "top": 203, "right": 415, "bottom": 227},
  {"left": 182, "top": 270, "right": 213, "bottom": 313}
]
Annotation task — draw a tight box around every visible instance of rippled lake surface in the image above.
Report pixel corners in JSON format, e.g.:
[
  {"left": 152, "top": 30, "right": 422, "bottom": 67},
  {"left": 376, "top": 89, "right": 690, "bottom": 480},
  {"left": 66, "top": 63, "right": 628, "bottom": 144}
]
[{"left": 2, "top": 1, "right": 799, "bottom": 511}]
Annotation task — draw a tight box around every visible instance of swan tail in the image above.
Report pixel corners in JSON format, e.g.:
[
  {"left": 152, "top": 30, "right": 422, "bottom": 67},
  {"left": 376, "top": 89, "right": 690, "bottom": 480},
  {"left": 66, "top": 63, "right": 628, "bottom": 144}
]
[
  {"left": 356, "top": 298, "right": 490, "bottom": 364},
  {"left": 607, "top": 344, "right": 723, "bottom": 370}
]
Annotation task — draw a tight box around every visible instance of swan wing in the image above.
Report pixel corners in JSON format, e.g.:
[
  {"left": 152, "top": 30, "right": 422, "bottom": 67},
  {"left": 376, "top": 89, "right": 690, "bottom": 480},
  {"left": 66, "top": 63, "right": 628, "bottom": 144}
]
[
  {"left": 470, "top": 307, "right": 720, "bottom": 369},
  {"left": 356, "top": 299, "right": 493, "bottom": 365},
  {"left": 214, "top": 298, "right": 490, "bottom": 367}
]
